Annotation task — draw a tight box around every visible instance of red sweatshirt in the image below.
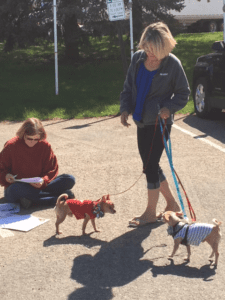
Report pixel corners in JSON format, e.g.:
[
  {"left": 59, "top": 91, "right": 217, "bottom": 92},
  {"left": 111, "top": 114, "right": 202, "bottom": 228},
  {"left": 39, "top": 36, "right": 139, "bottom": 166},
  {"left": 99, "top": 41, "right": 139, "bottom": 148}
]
[{"left": 0, "top": 136, "right": 58, "bottom": 189}]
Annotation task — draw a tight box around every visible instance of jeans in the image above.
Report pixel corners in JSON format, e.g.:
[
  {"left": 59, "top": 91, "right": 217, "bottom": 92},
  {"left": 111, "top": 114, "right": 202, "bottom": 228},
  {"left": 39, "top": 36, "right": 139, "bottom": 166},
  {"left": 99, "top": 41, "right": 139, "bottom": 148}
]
[
  {"left": 4, "top": 174, "right": 75, "bottom": 206},
  {"left": 137, "top": 124, "right": 171, "bottom": 190}
]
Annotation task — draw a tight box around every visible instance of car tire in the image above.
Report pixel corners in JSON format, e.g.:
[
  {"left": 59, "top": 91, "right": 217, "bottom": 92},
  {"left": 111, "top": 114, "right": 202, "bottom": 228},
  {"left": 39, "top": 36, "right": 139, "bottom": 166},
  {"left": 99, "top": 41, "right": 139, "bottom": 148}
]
[
  {"left": 208, "top": 21, "right": 217, "bottom": 32},
  {"left": 193, "top": 78, "right": 211, "bottom": 118}
]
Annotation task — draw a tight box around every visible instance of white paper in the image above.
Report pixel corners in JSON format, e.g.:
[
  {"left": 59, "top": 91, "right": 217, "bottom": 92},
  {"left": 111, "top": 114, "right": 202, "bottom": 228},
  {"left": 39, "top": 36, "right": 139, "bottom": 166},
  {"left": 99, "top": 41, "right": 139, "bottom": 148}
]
[
  {"left": 0, "top": 214, "right": 49, "bottom": 231},
  {"left": 14, "top": 177, "right": 43, "bottom": 183}
]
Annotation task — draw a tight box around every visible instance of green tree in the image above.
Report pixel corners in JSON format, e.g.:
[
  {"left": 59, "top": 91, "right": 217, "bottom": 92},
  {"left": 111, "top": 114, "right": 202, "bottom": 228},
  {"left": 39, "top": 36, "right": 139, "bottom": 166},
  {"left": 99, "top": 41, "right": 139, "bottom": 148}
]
[
  {"left": 0, "top": 0, "right": 185, "bottom": 60},
  {"left": 0, "top": 0, "right": 53, "bottom": 52},
  {"left": 131, "top": 0, "right": 185, "bottom": 41}
]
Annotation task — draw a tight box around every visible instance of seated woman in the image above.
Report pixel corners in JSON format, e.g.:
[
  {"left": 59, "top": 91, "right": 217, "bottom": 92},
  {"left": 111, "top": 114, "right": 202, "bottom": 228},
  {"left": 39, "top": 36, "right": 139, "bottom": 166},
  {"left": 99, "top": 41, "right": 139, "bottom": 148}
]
[{"left": 0, "top": 118, "right": 75, "bottom": 208}]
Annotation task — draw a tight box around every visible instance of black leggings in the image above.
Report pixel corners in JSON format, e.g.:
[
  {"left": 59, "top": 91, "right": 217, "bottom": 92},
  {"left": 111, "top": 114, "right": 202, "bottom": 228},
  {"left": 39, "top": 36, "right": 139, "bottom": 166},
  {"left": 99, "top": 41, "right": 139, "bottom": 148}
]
[{"left": 137, "top": 124, "right": 171, "bottom": 189}]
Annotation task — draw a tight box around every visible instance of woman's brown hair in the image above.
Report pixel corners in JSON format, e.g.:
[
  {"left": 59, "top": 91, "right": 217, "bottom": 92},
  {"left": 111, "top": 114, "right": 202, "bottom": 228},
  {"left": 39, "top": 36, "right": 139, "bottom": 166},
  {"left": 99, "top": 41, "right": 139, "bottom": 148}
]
[{"left": 16, "top": 118, "right": 47, "bottom": 140}]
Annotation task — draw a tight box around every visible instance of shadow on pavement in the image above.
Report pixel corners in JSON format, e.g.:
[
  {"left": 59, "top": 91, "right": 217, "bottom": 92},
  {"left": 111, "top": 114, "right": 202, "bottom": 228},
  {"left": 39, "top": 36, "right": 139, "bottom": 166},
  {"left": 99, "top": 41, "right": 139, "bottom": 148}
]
[
  {"left": 44, "top": 233, "right": 107, "bottom": 248},
  {"left": 67, "top": 222, "right": 166, "bottom": 300},
  {"left": 149, "top": 258, "right": 216, "bottom": 282},
  {"left": 43, "top": 221, "right": 216, "bottom": 300},
  {"left": 43, "top": 119, "right": 71, "bottom": 127},
  {"left": 63, "top": 115, "right": 119, "bottom": 130},
  {"left": 181, "top": 113, "right": 225, "bottom": 144}
]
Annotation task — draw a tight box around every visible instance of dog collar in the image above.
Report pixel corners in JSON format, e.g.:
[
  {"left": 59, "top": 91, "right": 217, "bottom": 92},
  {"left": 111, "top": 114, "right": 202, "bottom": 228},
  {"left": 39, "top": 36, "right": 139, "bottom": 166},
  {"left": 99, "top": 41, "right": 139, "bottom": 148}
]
[
  {"left": 167, "top": 222, "right": 185, "bottom": 236},
  {"left": 93, "top": 202, "right": 104, "bottom": 219}
]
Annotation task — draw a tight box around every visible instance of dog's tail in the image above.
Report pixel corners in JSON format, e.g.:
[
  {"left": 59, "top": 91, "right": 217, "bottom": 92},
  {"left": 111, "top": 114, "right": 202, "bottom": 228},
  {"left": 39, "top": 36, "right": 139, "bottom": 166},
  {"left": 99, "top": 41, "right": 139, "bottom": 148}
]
[
  {"left": 212, "top": 219, "right": 222, "bottom": 226},
  {"left": 56, "top": 193, "right": 68, "bottom": 207}
]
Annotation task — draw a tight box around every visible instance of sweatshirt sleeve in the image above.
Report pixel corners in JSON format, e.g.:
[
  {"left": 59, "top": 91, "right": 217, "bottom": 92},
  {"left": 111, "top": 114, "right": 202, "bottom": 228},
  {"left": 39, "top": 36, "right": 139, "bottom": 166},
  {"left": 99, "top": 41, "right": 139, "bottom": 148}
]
[
  {"left": 161, "top": 57, "right": 190, "bottom": 114},
  {"left": 120, "top": 52, "right": 139, "bottom": 114},
  {"left": 40, "top": 144, "right": 59, "bottom": 188},
  {"left": 0, "top": 142, "right": 12, "bottom": 188}
]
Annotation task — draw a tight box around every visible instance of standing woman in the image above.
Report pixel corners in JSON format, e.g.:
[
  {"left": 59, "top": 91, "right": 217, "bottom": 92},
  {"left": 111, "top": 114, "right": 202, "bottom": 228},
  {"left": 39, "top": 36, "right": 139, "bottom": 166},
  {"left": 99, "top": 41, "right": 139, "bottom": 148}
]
[
  {"left": 120, "top": 22, "right": 190, "bottom": 227},
  {"left": 0, "top": 118, "right": 75, "bottom": 208}
]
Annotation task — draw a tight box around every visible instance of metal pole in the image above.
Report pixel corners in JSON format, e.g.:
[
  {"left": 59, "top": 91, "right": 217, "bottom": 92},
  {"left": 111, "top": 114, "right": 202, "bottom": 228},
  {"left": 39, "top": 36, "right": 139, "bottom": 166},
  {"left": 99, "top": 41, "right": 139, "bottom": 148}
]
[
  {"left": 129, "top": 0, "right": 134, "bottom": 59},
  {"left": 53, "top": 0, "right": 59, "bottom": 95}
]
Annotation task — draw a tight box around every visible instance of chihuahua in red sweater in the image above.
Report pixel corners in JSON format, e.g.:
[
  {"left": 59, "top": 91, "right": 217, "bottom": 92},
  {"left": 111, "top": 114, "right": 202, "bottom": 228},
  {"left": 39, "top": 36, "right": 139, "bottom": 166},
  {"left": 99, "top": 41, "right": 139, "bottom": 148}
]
[{"left": 54, "top": 193, "right": 116, "bottom": 235}]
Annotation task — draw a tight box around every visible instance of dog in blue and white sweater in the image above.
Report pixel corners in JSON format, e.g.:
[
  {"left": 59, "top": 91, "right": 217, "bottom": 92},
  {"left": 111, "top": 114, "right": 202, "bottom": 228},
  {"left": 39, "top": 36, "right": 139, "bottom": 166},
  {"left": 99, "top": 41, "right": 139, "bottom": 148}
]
[{"left": 162, "top": 211, "right": 222, "bottom": 266}]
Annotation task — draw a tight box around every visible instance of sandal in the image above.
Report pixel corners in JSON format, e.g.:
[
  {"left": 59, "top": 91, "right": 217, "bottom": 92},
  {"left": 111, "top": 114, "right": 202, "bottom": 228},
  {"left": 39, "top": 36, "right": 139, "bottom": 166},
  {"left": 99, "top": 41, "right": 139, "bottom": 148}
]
[{"left": 128, "top": 217, "right": 157, "bottom": 227}]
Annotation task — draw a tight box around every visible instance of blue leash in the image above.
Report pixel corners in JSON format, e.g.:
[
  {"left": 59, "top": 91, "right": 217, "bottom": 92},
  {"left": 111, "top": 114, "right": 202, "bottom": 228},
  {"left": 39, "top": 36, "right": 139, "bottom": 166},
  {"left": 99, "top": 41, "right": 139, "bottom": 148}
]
[{"left": 158, "top": 116, "right": 188, "bottom": 219}]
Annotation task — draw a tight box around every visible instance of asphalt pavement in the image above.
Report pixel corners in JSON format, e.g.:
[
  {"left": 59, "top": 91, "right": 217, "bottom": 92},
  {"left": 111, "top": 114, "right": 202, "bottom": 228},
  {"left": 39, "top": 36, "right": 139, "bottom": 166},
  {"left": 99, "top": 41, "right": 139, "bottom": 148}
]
[{"left": 0, "top": 114, "right": 224, "bottom": 300}]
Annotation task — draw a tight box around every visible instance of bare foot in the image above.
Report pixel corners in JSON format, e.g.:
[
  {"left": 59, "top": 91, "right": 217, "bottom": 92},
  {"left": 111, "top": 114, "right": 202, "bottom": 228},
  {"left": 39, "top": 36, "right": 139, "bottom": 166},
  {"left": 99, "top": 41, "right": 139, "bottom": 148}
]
[{"left": 129, "top": 216, "right": 157, "bottom": 227}]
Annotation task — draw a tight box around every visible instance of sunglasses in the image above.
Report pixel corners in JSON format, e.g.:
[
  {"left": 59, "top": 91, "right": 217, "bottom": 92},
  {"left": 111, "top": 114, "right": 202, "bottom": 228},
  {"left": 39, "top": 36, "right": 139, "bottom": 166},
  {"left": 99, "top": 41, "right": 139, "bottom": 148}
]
[{"left": 25, "top": 136, "right": 40, "bottom": 142}]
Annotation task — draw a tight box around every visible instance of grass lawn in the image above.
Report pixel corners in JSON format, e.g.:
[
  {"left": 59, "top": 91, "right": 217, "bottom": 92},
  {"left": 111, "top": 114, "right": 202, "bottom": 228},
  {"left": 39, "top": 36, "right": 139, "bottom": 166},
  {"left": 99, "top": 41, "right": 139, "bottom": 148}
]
[{"left": 0, "top": 31, "right": 223, "bottom": 121}]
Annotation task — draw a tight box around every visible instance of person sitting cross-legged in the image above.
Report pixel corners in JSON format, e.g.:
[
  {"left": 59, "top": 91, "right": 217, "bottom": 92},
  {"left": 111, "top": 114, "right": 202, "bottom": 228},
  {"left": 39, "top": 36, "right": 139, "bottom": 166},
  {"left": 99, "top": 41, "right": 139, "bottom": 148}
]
[{"left": 0, "top": 118, "right": 75, "bottom": 209}]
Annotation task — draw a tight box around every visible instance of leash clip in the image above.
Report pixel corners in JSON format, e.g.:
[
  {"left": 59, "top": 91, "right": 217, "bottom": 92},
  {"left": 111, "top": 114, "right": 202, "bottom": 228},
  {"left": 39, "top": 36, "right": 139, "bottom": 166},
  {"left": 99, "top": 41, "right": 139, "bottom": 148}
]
[{"left": 157, "top": 104, "right": 161, "bottom": 116}]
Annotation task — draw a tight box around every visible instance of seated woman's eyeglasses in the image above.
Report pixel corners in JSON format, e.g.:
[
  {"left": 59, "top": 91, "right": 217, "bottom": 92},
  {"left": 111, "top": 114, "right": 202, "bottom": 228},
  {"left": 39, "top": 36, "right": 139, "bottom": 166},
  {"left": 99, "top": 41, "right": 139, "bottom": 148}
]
[{"left": 25, "top": 136, "right": 40, "bottom": 141}]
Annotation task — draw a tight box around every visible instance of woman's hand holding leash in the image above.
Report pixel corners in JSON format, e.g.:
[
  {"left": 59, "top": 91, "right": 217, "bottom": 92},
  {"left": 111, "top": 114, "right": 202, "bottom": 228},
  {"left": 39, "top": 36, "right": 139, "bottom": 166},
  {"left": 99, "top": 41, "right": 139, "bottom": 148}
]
[
  {"left": 121, "top": 108, "right": 170, "bottom": 125},
  {"left": 159, "top": 107, "right": 170, "bottom": 120},
  {"left": 121, "top": 111, "right": 131, "bottom": 127}
]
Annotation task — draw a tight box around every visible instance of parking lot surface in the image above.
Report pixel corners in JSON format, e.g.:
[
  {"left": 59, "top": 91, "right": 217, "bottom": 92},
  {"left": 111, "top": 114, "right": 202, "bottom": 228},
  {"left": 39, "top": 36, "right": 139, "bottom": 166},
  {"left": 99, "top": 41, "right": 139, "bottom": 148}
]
[{"left": 0, "top": 114, "right": 224, "bottom": 300}]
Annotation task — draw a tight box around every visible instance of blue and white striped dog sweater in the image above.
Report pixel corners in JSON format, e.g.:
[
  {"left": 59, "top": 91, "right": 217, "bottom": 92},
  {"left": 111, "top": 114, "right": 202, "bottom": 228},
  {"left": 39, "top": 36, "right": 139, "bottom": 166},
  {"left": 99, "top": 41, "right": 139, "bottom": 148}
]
[{"left": 174, "top": 223, "right": 213, "bottom": 246}]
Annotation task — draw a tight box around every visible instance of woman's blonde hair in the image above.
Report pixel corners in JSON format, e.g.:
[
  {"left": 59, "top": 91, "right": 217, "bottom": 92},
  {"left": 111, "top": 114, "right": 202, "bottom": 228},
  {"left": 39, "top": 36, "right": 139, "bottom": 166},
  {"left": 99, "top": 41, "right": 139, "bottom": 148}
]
[
  {"left": 16, "top": 118, "right": 47, "bottom": 140},
  {"left": 138, "top": 22, "right": 177, "bottom": 59}
]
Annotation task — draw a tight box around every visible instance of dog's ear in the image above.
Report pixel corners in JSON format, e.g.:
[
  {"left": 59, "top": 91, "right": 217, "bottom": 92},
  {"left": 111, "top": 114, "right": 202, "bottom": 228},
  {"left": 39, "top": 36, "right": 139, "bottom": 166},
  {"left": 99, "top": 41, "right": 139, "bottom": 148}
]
[
  {"left": 163, "top": 211, "right": 172, "bottom": 222},
  {"left": 175, "top": 211, "right": 183, "bottom": 217},
  {"left": 103, "top": 194, "right": 110, "bottom": 201},
  {"left": 167, "top": 214, "right": 175, "bottom": 226},
  {"left": 101, "top": 194, "right": 110, "bottom": 203},
  {"left": 102, "top": 195, "right": 109, "bottom": 203}
]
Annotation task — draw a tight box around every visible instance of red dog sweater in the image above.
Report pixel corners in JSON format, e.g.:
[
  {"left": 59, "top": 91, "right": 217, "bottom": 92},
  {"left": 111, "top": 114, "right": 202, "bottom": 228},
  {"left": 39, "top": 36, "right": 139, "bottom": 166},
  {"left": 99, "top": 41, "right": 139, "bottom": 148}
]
[{"left": 66, "top": 199, "right": 97, "bottom": 219}]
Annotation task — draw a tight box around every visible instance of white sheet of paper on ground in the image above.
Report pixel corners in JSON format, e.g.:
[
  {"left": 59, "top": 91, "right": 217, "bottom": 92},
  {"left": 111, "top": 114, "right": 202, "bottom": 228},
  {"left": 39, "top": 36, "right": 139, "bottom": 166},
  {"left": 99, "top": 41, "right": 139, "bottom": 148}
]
[
  {"left": 0, "top": 214, "right": 49, "bottom": 231},
  {"left": 0, "top": 203, "right": 20, "bottom": 218},
  {"left": 14, "top": 177, "right": 43, "bottom": 183}
]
